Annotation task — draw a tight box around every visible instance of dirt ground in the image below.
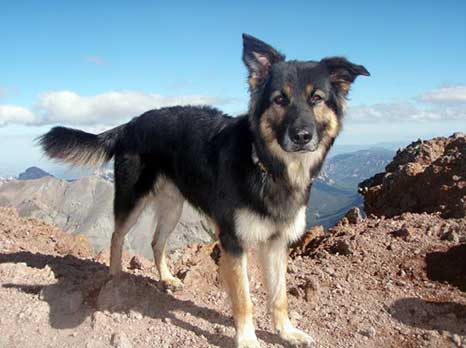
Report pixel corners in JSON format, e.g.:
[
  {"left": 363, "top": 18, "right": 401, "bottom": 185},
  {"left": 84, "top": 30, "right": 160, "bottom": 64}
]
[{"left": 1, "top": 207, "right": 466, "bottom": 348}]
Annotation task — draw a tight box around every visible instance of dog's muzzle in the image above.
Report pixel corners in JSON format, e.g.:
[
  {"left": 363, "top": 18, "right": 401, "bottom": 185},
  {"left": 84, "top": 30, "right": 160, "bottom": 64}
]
[{"left": 283, "top": 125, "right": 319, "bottom": 152}]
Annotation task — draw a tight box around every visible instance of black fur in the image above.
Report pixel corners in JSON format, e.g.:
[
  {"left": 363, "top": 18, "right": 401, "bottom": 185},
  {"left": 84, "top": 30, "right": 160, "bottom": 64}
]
[{"left": 39, "top": 34, "right": 369, "bottom": 256}]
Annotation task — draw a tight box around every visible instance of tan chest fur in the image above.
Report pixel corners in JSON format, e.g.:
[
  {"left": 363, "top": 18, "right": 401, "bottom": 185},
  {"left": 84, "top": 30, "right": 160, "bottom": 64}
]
[{"left": 234, "top": 206, "right": 306, "bottom": 246}]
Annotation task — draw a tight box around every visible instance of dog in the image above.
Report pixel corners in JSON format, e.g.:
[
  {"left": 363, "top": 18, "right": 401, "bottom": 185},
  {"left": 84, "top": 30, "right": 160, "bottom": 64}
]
[{"left": 39, "top": 34, "right": 369, "bottom": 348}]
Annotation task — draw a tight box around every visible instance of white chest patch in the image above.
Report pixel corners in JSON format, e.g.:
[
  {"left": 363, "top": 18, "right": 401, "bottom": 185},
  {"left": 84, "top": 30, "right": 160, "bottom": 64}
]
[{"left": 234, "top": 206, "right": 306, "bottom": 246}]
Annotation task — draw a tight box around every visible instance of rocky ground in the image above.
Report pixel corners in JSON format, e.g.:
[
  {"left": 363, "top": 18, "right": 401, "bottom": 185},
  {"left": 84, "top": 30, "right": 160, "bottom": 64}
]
[{"left": 1, "top": 206, "right": 466, "bottom": 348}]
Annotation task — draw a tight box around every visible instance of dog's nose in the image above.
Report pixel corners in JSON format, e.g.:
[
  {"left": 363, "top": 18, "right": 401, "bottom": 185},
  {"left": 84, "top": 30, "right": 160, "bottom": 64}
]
[{"left": 290, "top": 127, "right": 312, "bottom": 145}]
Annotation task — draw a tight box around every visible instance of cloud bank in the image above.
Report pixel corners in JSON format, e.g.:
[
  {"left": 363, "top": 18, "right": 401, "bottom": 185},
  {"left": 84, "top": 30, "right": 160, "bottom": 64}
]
[
  {"left": 0, "top": 105, "right": 37, "bottom": 126},
  {"left": 1, "top": 85, "right": 465, "bottom": 128},
  {"left": 347, "top": 85, "right": 466, "bottom": 123},
  {"left": 0, "top": 90, "right": 232, "bottom": 127},
  {"left": 417, "top": 85, "right": 466, "bottom": 104}
]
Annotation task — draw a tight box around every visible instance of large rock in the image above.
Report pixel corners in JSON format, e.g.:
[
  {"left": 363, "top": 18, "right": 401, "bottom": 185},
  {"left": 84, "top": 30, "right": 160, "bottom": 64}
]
[
  {"left": 359, "top": 133, "right": 466, "bottom": 218},
  {"left": 0, "top": 176, "right": 213, "bottom": 257}
]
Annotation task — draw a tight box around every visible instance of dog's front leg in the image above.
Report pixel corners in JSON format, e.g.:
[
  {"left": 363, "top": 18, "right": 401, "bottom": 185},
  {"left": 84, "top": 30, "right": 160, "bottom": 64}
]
[
  {"left": 220, "top": 247, "right": 260, "bottom": 348},
  {"left": 258, "top": 237, "right": 315, "bottom": 348}
]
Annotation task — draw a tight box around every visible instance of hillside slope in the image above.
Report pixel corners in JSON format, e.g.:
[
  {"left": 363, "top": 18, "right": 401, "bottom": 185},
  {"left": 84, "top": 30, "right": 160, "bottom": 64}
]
[
  {"left": 319, "top": 147, "right": 393, "bottom": 190},
  {"left": 0, "top": 176, "right": 213, "bottom": 258}
]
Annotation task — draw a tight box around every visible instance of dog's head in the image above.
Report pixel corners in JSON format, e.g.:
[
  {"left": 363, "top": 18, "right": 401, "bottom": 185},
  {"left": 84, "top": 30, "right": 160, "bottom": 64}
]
[{"left": 243, "top": 33, "right": 369, "bottom": 155}]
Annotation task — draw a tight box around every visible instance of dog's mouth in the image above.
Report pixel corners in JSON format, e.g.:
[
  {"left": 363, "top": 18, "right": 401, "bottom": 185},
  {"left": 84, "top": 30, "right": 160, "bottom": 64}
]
[
  {"left": 282, "top": 142, "right": 319, "bottom": 153},
  {"left": 281, "top": 130, "right": 320, "bottom": 153}
]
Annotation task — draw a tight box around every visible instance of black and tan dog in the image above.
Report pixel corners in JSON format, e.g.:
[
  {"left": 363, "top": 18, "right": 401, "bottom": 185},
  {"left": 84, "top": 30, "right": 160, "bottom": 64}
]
[{"left": 39, "top": 34, "right": 369, "bottom": 348}]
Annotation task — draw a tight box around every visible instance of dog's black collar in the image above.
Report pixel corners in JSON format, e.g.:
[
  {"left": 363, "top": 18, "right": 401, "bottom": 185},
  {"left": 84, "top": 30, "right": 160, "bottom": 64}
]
[{"left": 251, "top": 144, "right": 269, "bottom": 175}]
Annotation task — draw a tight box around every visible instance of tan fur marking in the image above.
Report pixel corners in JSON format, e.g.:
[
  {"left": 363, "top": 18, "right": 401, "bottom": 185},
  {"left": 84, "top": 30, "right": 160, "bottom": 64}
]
[
  {"left": 249, "top": 77, "right": 257, "bottom": 89},
  {"left": 334, "top": 79, "right": 351, "bottom": 94},
  {"left": 314, "top": 103, "right": 340, "bottom": 139},
  {"left": 219, "top": 248, "right": 258, "bottom": 346},
  {"left": 272, "top": 285, "right": 289, "bottom": 330},
  {"left": 220, "top": 251, "right": 252, "bottom": 326},
  {"left": 259, "top": 237, "right": 315, "bottom": 346},
  {"left": 259, "top": 106, "right": 285, "bottom": 144},
  {"left": 258, "top": 238, "right": 289, "bottom": 328},
  {"left": 283, "top": 85, "right": 292, "bottom": 96},
  {"left": 305, "top": 84, "right": 314, "bottom": 96}
]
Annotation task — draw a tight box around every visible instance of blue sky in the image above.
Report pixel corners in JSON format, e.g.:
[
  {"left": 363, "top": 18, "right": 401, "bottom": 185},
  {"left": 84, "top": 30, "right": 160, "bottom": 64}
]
[{"left": 1, "top": 1, "right": 466, "bottom": 176}]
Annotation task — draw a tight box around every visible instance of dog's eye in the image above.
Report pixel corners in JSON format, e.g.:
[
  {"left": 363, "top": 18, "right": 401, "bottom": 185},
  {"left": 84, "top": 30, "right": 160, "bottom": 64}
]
[
  {"left": 309, "top": 94, "right": 323, "bottom": 105},
  {"left": 273, "top": 95, "right": 289, "bottom": 107}
]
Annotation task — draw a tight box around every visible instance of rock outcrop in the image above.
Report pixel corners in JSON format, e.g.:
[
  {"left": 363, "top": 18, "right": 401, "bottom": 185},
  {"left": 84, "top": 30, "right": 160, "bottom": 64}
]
[{"left": 359, "top": 133, "right": 466, "bottom": 218}]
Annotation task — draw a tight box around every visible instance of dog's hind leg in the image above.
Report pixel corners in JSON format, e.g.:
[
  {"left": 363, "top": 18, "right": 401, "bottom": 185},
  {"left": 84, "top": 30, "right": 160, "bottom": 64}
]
[
  {"left": 151, "top": 177, "right": 184, "bottom": 290},
  {"left": 219, "top": 247, "right": 260, "bottom": 348},
  {"left": 258, "top": 237, "right": 315, "bottom": 348},
  {"left": 110, "top": 154, "right": 147, "bottom": 276},
  {"left": 110, "top": 201, "right": 145, "bottom": 275}
]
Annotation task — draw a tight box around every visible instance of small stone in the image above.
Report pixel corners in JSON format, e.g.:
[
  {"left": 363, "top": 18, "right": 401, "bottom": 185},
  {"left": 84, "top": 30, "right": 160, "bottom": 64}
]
[
  {"left": 344, "top": 207, "right": 363, "bottom": 224},
  {"left": 287, "top": 264, "right": 297, "bottom": 274},
  {"left": 111, "top": 332, "right": 132, "bottom": 348},
  {"left": 214, "top": 324, "right": 226, "bottom": 334},
  {"left": 129, "top": 256, "right": 143, "bottom": 270},
  {"left": 91, "top": 311, "right": 107, "bottom": 329},
  {"left": 422, "top": 332, "right": 435, "bottom": 341},
  {"left": 129, "top": 310, "right": 143, "bottom": 320},
  {"left": 303, "top": 278, "right": 319, "bottom": 304},
  {"left": 329, "top": 240, "right": 352, "bottom": 256},
  {"left": 85, "top": 339, "right": 107, "bottom": 348},
  {"left": 162, "top": 317, "right": 171, "bottom": 324},
  {"left": 451, "top": 334, "right": 461, "bottom": 346},
  {"left": 359, "top": 326, "right": 376, "bottom": 338},
  {"left": 391, "top": 225, "right": 412, "bottom": 241},
  {"left": 289, "top": 286, "right": 301, "bottom": 298},
  {"left": 441, "top": 230, "right": 459, "bottom": 243}
]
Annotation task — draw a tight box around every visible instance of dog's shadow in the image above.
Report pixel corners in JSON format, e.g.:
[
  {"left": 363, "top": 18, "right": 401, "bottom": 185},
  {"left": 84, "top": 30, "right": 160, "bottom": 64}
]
[
  {"left": 390, "top": 297, "right": 466, "bottom": 336},
  {"left": 0, "top": 251, "right": 283, "bottom": 348}
]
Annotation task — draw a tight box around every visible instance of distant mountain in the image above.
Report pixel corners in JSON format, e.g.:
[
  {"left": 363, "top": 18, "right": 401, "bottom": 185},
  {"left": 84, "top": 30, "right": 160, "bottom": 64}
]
[
  {"left": 0, "top": 176, "right": 214, "bottom": 258},
  {"left": 328, "top": 142, "right": 403, "bottom": 157},
  {"left": 307, "top": 180, "right": 362, "bottom": 228},
  {"left": 17, "top": 167, "right": 52, "bottom": 180},
  {"left": 318, "top": 148, "right": 394, "bottom": 190},
  {"left": 306, "top": 147, "right": 395, "bottom": 227}
]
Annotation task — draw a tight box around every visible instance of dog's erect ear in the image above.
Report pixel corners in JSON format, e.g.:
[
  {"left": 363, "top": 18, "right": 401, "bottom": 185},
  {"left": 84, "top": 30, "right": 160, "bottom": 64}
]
[
  {"left": 321, "top": 57, "right": 370, "bottom": 95},
  {"left": 242, "top": 33, "right": 285, "bottom": 89}
]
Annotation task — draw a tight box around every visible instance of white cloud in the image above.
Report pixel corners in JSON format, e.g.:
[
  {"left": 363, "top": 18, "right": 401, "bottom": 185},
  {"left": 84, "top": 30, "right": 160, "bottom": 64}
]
[
  {"left": 347, "top": 102, "right": 443, "bottom": 122},
  {"left": 0, "top": 90, "right": 232, "bottom": 127},
  {"left": 0, "top": 105, "right": 38, "bottom": 126},
  {"left": 417, "top": 86, "right": 466, "bottom": 104},
  {"left": 347, "top": 85, "right": 466, "bottom": 123}
]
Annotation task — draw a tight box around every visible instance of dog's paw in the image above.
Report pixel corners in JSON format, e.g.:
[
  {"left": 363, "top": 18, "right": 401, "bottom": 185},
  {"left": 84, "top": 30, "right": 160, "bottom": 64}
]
[
  {"left": 236, "top": 337, "right": 261, "bottom": 348},
  {"left": 279, "top": 327, "right": 315, "bottom": 348},
  {"left": 161, "top": 276, "right": 183, "bottom": 292}
]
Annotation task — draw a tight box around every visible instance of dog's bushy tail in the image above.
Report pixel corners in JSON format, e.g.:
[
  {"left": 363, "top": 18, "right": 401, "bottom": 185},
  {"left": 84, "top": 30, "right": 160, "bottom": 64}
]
[{"left": 37, "top": 125, "right": 125, "bottom": 166}]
